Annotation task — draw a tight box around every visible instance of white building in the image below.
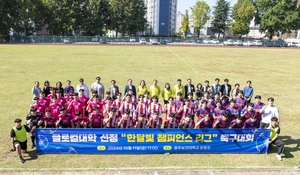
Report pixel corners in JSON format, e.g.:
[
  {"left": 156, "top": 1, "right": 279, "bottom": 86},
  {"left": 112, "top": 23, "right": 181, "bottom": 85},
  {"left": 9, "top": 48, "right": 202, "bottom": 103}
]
[{"left": 144, "top": 0, "right": 177, "bottom": 36}]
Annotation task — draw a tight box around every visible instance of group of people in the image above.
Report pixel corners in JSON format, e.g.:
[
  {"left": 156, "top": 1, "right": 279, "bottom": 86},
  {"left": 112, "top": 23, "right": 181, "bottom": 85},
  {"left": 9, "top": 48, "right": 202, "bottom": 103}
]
[{"left": 10, "top": 77, "right": 284, "bottom": 163}]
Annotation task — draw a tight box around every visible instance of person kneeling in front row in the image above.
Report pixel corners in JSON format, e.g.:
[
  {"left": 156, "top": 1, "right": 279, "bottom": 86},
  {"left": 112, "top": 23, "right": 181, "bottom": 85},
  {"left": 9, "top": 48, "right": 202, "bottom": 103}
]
[{"left": 269, "top": 117, "right": 284, "bottom": 161}]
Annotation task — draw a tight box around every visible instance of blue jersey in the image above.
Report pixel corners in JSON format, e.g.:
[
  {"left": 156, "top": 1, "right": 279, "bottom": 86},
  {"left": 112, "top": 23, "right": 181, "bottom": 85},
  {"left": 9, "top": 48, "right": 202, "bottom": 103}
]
[
  {"left": 230, "top": 119, "right": 244, "bottom": 128},
  {"left": 244, "top": 118, "right": 260, "bottom": 129}
]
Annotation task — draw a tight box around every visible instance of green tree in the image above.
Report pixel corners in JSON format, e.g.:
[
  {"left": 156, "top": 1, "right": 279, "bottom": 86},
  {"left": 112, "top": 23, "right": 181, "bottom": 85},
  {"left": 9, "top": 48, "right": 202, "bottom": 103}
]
[
  {"left": 180, "top": 10, "right": 190, "bottom": 38},
  {"left": 0, "top": 0, "right": 17, "bottom": 39},
  {"left": 231, "top": 0, "right": 255, "bottom": 37},
  {"left": 108, "top": 0, "right": 147, "bottom": 37},
  {"left": 190, "top": 0, "right": 211, "bottom": 38},
  {"left": 44, "top": 0, "right": 76, "bottom": 35},
  {"left": 211, "top": 0, "right": 230, "bottom": 39},
  {"left": 74, "top": 0, "right": 111, "bottom": 36},
  {"left": 254, "top": 0, "right": 300, "bottom": 40}
]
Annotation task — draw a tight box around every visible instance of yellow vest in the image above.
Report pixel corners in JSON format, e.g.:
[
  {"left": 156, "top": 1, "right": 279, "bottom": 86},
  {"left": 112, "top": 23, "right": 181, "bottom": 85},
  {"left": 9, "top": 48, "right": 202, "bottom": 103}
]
[
  {"left": 13, "top": 125, "right": 27, "bottom": 142},
  {"left": 161, "top": 88, "right": 173, "bottom": 101},
  {"left": 270, "top": 125, "right": 279, "bottom": 140},
  {"left": 173, "top": 85, "right": 185, "bottom": 98},
  {"left": 137, "top": 86, "right": 148, "bottom": 96}
]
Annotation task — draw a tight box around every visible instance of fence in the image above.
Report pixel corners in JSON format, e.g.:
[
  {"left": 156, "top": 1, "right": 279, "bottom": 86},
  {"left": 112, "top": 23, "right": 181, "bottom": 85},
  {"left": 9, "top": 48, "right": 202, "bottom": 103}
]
[{"left": 6, "top": 35, "right": 295, "bottom": 47}]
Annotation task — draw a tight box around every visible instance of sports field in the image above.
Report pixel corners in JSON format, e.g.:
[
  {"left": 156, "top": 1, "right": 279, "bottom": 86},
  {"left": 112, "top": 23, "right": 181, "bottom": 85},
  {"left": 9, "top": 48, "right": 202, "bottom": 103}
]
[{"left": 0, "top": 45, "right": 299, "bottom": 172}]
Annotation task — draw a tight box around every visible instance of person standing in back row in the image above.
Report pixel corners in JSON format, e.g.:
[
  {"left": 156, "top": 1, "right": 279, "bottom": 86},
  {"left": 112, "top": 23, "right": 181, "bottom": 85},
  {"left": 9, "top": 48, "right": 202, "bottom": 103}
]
[
  {"left": 149, "top": 79, "right": 161, "bottom": 99},
  {"left": 90, "top": 77, "right": 104, "bottom": 100},
  {"left": 220, "top": 78, "right": 231, "bottom": 97},
  {"left": 77, "top": 78, "right": 90, "bottom": 98},
  {"left": 184, "top": 79, "right": 195, "bottom": 99},
  {"left": 260, "top": 97, "right": 279, "bottom": 128},
  {"left": 124, "top": 79, "right": 136, "bottom": 97},
  {"left": 243, "top": 80, "right": 254, "bottom": 106}
]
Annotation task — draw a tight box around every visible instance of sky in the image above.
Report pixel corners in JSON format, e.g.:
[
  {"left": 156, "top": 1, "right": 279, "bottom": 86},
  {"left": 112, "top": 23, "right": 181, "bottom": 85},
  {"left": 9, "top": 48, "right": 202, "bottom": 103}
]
[{"left": 177, "top": 0, "right": 238, "bottom": 13}]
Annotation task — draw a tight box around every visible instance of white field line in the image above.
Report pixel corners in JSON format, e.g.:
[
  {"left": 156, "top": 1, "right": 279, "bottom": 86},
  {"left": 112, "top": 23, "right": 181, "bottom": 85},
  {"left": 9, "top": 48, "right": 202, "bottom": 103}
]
[
  {"left": 0, "top": 166, "right": 298, "bottom": 171},
  {"left": 166, "top": 47, "right": 200, "bottom": 75}
]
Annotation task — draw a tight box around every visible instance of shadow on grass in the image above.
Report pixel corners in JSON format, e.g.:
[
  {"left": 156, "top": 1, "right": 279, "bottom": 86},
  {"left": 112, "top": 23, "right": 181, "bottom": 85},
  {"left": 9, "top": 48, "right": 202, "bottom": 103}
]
[
  {"left": 24, "top": 150, "right": 38, "bottom": 161},
  {"left": 268, "top": 136, "right": 299, "bottom": 159}
]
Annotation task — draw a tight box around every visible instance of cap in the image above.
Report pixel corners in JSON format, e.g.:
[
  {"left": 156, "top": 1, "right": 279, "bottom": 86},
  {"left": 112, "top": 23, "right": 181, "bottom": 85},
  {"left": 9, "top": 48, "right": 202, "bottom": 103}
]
[{"left": 14, "top": 118, "right": 22, "bottom": 123}]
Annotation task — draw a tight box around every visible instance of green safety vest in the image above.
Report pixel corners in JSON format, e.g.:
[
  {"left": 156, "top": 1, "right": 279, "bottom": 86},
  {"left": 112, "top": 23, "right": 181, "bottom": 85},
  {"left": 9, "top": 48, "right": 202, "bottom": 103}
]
[
  {"left": 13, "top": 125, "right": 27, "bottom": 142},
  {"left": 270, "top": 125, "right": 279, "bottom": 140}
]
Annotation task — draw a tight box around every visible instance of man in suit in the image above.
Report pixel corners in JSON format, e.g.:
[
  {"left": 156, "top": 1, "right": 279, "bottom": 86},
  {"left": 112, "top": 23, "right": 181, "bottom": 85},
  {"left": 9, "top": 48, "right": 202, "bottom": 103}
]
[
  {"left": 220, "top": 78, "right": 231, "bottom": 97},
  {"left": 184, "top": 79, "right": 195, "bottom": 99},
  {"left": 124, "top": 79, "right": 136, "bottom": 97},
  {"left": 109, "top": 80, "right": 119, "bottom": 100},
  {"left": 211, "top": 78, "right": 221, "bottom": 96}
]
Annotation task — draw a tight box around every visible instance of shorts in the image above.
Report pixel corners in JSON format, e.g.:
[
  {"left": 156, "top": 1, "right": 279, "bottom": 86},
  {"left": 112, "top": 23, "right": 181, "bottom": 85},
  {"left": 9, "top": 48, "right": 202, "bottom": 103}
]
[{"left": 14, "top": 140, "right": 27, "bottom": 150}]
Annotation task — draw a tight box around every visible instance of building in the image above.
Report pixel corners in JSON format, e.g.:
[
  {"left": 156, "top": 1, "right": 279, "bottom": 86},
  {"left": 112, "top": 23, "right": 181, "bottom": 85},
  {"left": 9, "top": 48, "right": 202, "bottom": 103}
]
[{"left": 145, "top": 0, "right": 177, "bottom": 36}]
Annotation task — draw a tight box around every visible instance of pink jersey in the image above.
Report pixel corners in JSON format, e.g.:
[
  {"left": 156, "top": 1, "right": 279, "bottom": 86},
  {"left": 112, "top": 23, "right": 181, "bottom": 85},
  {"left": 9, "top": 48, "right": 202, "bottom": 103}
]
[
  {"left": 118, "top": 118, "right": 133, "bottom": 128},
  {"left": 88, "top": 102, "right": 102, "bottom": 113},
  {"left": 148, "top": 103, "right": 162, "bottom": 117},
  {"left": 58, "top": 113, "right": 72, "bottom": 126},
  {"left": 64, "top": 97, "right": 73, "bottom": 113},
  {"left": 134, "top": 102, "right": 148, "bottom": 120},
  {"left": 164, "top": 104, "right": 176, "bottom": 120},
  {"left": 135, "top": 119, "right": 148, "bottom": 128},
  {"left": 164, "top": 119, "right": 178, "bottom": 128},
  {"left": 70, "top": 100, "right": 85, "bottom": 118},
  {"left": 31, "top": 104, "right": 45, "bottom": 115},
  {"left": 73, "top": 116, "right": 89, "bottom": 127},
  {"left": 179, "top": 119, "right": 195, "bottom": 129},
  {"left": 57, "top": 97, "right": 66, "bottom": 107},
  {"left": 119, "top": 102, "right": 135, "bottom": 118},
  {"left": 41, "top": 116, "right": 56, "bottom": 127},
  {"left": 39, "top": 97, "right": 50, "bottom": 108},
  {"left": 49, "top": 104, "right": 61, "bottom": 119},
  {"left": 104, "top": 113, "right": 118, "bottom": 128},
  {"left": 90, "top": 113, "right": 104, "bottom": 127},
  {"left": 47, "top": 94, "right": 55, "bottom": 100},
  {"left": 79, "top": 96, "right": 89, "bottom": 108},
  {"left": 148, "top": 117, "right": 163, "bottom": 128}
]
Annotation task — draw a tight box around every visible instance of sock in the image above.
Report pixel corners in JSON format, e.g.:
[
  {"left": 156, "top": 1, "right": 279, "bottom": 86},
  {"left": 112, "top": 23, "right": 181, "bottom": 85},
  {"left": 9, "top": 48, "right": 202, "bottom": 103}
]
[{"left": 31, "top": 136, "right": 35, "bottom": 145}]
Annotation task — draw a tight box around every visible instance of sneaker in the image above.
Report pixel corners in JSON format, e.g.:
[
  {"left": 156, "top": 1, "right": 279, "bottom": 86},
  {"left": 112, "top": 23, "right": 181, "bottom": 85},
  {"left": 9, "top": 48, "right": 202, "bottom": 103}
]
[
  {"left": 276, "top": 154, "right": 282, "bottom": 161},
  {"left": 20, "top": 157, "right": 25, "bottom": 164},
  {"left": 31, "top": 144, "right": 36, "bottom": 149}
]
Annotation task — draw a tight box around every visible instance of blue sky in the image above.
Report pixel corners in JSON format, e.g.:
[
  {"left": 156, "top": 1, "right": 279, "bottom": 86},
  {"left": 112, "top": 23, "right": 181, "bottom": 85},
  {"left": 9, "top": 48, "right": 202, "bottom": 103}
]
[{"left": 178, "top": 0, "right": 238, "bottom": 13}]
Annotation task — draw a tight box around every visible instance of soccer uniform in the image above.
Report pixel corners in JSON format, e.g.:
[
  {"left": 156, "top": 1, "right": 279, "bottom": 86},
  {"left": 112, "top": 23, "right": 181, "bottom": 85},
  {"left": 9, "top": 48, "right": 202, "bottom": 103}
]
[
  {"left": 234, "top": 97, "right": 246, "bottom": 112},
  {"left": 135, "top": 102, "right": 148, "bottom": 120},
  {"left": 206, "top": 103, "right": 215, "bottom": 116},
  {"left": 79, "top": 96, "right": 89, "bottom": 109},
  {"left": 39, "top": 97, "right": 50, "bottom": 108},
  {"left": 113, "top": 99, "right": 123, "bottom": 116},
  {"left": 102, "top": 103, "right": 115, "bottom": 116},
  {"left": 179, "top": 119, "right": 195, "bottom": 129},
  {"left": 221, "top": 100, "right": 230, "bottom": 109},
  {"left": 174, "top": 99, "right": 184, "bottom": 120},
  {"left": 148, "top": 117, "right": 163, "bottom": 128},
  {"left": 72, "top": 116, "right": 89, "bottom": 128},
  {"left": 40, "top": 116, "right": 56, "bottom": 128},
  {"left": 164, "top": 103, "right": 177, "bottom": 120},
  {"left": 144, "top": 98, "right": 151, "bottom": 109},
  {"left": 135, "top": 119, "right": 148, "bottom": 128},
  {"left": 89, "top": 113, "right": 104, "bottom": 128},
  {"left": 212, "top": 108, "right": 224, "bottom": 122},
  {"left": 241, "top": 108, "right": 257, "bottom": 121},
  {"left": 26, "top": 113, "right": 43, "bottom": 128},
  {"left": 57, "top": 97, "right": 66, "bottom": 107},
  {"left": 244, "top": 119, "right": 260, "bottom": 129},
  {"left": 119, "top": 102, "right": 135, "bottom": 119},
  {"left": 196, "top": 107, "right": 210, "bottom": 120},
  {"left": 148, "top": 103, "right": 162, "bottom": 118},
  {"left": 69, "top": 100, "right": 86, "bottom": 118},
  {"left": 57, "top": 113, "right": 72, "bottom": 128},
  {"left": 230, "top": 119, "right": 244, "bottom": 129},
  {"left": 30, "top": 104, "right": 45, "bottom": 116},
  {"left": 181, "top": 105, "right": 195, "bottom": 119},
  {"left": 164, "top": 119, "right": 178, "bottom": 128},
  {"left": 253, "top": 102, "right": 265, "bottom": 121},
  {"left": 104, "top": 113, "right": 118, "bottom": 128},
  {"left": 49, "top": 104, "right": 61, "bottom": 120},
  {"left": 226, "top": 106, "right": 240, "bottom": 121},
  {"left": 88, "top": 102, "right": 102, "bottom": 113},
  {"left": 64, "top": 96, "right": 73, "bottom": 114},
  {"left": 196, "top": 118, "right": 213, "bottom": 129},
  {"left": 118, "top": 118, "right": 133, "bottom": 128},
  {"left": 214, "top": 117, "right": 230, "bottom": 128}
]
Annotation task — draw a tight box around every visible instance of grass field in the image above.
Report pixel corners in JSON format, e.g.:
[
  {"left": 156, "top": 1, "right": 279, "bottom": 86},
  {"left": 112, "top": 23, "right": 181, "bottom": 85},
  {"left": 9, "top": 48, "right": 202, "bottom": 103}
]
[{"left": 0, "top": 45, "right": 299, "bottom": 172}]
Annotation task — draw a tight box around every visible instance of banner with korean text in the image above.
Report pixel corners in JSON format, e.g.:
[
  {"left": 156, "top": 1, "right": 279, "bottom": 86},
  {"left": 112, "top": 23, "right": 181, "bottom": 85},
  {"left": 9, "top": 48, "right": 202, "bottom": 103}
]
[{"left": 35, "top": 128, "right": 270, "bottom": 154}]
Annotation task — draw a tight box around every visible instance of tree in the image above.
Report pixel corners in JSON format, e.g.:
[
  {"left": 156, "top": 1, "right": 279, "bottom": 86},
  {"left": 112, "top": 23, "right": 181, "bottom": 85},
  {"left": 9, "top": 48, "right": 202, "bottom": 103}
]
[
  {"left": 0, "top": 0, "right": 18, "bottom": 39},
  {"left": 231, "top": 0, "right": 255, "bottom": 37},
  {"left": 190, "top": 0, "right": 210, "bottom": 38},
  {"left": 44, "top": 0, "right": 76, "bottom": 36},
  {"left": 211, "top": 0, "right": 230, "bottom": 39},
  {"left": 254, "top": 0, "right": 300, "bottom": 40},
  {"left": 180, "top": 10, "right": 190, "bottom": 38},
  {"left": 74, "top": 0, "right": 111, "bottom": 36}
]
